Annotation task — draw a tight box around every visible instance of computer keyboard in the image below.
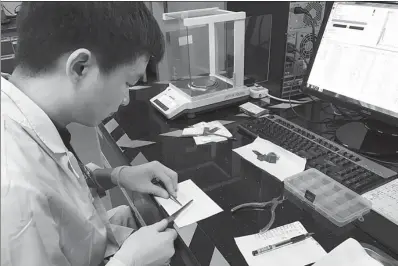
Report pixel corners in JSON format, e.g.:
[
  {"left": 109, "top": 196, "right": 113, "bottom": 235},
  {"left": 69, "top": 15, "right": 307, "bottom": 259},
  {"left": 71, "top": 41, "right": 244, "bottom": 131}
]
[{"left": 238, "top": 115, "right": 397, "bottom": 194}]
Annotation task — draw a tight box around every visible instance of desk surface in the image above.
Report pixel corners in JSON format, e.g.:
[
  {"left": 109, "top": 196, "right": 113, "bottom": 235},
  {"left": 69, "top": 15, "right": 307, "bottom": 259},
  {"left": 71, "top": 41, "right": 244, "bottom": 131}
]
[{"left": 100, "top": 83, "right": 398, "bottom": 266}]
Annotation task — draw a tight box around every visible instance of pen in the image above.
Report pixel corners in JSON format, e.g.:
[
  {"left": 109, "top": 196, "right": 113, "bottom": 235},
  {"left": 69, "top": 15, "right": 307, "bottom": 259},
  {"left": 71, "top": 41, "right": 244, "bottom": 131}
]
[
  {"left": 252, "top": 232, "right": 315, "bottom": 256},
  {"left": 152, "top": 179, "right": 183, "bottom": 206}
]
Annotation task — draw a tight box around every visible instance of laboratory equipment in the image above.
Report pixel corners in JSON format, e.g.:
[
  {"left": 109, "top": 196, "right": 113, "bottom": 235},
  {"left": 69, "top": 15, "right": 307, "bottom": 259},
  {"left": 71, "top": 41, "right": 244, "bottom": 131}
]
[
  {"left": 304, "top": 2, "right": 398, "bottom": 155},
  {"left": 150, "top": 8, "right": 249, "bottom": 119},
  {"left": 238, "top": 115, "right": 397, "bottom": 194},
  {"left": 284, "top": 168, "right": 372, "bottom": 227}
]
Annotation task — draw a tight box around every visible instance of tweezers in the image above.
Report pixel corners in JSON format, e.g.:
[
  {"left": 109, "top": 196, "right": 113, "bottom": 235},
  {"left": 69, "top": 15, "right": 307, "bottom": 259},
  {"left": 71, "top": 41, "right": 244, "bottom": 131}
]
[
  {"left": 166, "top": 199, "right": 193, "bottom": 224},
  {"left": 202, "top": 127, "right": 237, "bottom": 140},
  {"left": 152, "top": 179, "right": 183, "bottom": 206},
  {"left": 231, "top": 196, "right": 286, "bottom": 234}
]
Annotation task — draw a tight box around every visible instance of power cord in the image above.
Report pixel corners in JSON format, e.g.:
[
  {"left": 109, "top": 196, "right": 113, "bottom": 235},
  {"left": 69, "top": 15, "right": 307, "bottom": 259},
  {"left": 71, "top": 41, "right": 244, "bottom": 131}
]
[
  {"left": 1, "top": 4, "right": 16, "bottom": 18},
  {"left": 287, "top": 72, "right": 329, "bottom": 124},
  {"left": 330, "top": 103, "right": 343, "bottom": 116},
  {"left": 331, "top": 104, "right": 363, "bottom": 120},
  {"left": 287, "top": 43, "right": 310, "bottom": 66},
  {"left": 287, "top": 76, "right": 363, "bottom": 126},
  {"left": 14, "top": 4, "right": 21, "bottom": 14},
  {"left": 266, "top": 92, "right": 313, "bottom": 105},
  {"left": 249, "top": 82, "right": 313, "bottom": 104}
]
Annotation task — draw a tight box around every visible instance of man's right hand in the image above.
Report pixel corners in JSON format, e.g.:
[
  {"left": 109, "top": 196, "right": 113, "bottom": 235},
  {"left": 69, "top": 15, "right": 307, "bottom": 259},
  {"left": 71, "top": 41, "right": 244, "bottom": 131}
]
[{"left": 112, "top": 219, "right": 177, "bottom": 266}]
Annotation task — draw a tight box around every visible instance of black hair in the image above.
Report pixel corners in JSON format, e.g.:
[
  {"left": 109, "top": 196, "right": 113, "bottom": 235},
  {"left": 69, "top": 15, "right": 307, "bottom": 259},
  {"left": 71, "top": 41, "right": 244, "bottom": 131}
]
[{"left": 15, "top": 2, "right": 164, "bottom": 75}]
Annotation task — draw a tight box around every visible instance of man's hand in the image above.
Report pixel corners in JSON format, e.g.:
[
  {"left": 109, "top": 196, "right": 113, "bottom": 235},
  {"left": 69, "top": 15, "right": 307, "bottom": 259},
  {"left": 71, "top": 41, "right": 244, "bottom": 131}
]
[
  {"left": 114, "top": 161, "right": 178, "bottom": 198},
  {"left": 112, "top": 219, "right": 177, "bottom": 266}
]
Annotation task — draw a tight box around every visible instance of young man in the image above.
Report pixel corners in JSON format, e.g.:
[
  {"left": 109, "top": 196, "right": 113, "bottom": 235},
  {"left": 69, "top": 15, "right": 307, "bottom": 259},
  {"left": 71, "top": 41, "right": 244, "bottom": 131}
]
[{"left": 1, "top": 2, "right": 178, "bottom": 266}]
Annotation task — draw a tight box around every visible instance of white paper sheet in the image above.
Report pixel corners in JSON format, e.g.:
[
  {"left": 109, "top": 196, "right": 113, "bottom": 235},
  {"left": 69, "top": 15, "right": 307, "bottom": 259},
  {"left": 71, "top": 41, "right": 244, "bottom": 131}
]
[
  {"left": 188, "top": 121, "right": 233, "bottom": 145},
  {"left": 116, "top": 134, "right": 155, "bottom": 148},
  {"left": 233, "top": 137, "right": 307, "bottom": 181},
  {"left": 182, "top": 127, "right": 204, "bottom": 136},
  {"left": 234, "top": 221, "right": 326, "bottom": 266},
  {"left": 313, "top": 238, "right": 383, "bottom": 266},
  {"left": 363, "top": 178, "right": 398, "bottom": 226},
  {"left": 155, "top": 179, "right": 223, "bottom": 228}
]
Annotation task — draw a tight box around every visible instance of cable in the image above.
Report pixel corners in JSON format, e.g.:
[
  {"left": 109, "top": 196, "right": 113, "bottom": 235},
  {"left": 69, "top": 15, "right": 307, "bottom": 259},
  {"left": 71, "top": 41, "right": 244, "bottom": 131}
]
[
  {"left": 292, "top": 49, "right": 309, "bottom": 67},
  {"left": 287, "top": 80, "right": 363, "bottom": 125},
  {"left": 293, "top": 7, "right": 316, "bottom": 62},
  {"left": 306, "top": 94, "right": 319, "bottom": 103},
  {"left": 333, "top": 104, "right": 353, "bottom": 118},
  {"left": 330, "top": 103, "right": 343, "bottom": 116},
  {"left": 293, "top": 49, "right": 309, "bottom": 66},
  {"left": 307, "top": 15, "right": 316, "bottom": 51},
  {"left": 286, "top": 43, "right": 310, "bottom": 66},
  {"left": 1, "top": 4, "right": 16, "bottom": 17},
  {"left": 286, "top": 8, "right": 363, "bottom": 125},
  {"left": 288, "top": 75, "right": 334, "bottom": 124},
  {"left": 332, "top": 104, "right": 364, "bottom": 120},
  {"left": 267, "top": 93, "right": 313, "bottom": 104},
  {"left": 14, "top": 4, "right": 21, "bottom": 14}
]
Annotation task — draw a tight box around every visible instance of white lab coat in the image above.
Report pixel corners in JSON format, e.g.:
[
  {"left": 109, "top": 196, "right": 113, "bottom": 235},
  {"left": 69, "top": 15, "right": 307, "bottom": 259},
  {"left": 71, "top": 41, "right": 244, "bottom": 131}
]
[{"left": 1, "top": 77, "right": 133, "bottom": 266}]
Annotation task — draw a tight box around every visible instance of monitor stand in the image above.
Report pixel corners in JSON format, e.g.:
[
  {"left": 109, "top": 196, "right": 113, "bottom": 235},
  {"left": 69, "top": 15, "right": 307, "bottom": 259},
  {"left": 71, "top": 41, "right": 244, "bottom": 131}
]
[{"left": 335, "top": 119, "right": 398, "bottom": 157}]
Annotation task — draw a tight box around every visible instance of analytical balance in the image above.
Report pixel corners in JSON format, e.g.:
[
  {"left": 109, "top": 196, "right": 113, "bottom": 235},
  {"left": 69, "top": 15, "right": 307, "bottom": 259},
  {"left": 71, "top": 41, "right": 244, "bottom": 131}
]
[{"left": 150, "top": 8, "right": 249, "bottom": 119}]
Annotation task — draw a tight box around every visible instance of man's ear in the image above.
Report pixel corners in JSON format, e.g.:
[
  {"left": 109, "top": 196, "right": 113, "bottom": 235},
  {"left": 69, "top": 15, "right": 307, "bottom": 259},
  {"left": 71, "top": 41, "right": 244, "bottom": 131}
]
[{"left": 65, "top": 48, "right": 93, "bottom": 82}]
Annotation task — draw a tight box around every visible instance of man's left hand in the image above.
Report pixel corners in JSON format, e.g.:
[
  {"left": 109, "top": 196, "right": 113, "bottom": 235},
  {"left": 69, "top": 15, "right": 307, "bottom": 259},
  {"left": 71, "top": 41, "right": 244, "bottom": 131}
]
[{"left": 114, "top": 161, "right": 178, "bottom": 199}]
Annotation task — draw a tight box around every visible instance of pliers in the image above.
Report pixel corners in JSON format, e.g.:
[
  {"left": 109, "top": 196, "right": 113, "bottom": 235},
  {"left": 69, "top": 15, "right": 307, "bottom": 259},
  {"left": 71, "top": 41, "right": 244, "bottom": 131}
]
[{"left": 231, "top": 195, "right": 286, "bottom": 234}]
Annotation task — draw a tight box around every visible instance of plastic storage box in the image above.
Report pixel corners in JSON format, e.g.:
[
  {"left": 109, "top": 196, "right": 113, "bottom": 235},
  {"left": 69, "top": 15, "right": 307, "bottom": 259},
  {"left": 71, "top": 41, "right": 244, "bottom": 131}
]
[{"left": 284, "top": 168, "right": 372, "bottom": 227}]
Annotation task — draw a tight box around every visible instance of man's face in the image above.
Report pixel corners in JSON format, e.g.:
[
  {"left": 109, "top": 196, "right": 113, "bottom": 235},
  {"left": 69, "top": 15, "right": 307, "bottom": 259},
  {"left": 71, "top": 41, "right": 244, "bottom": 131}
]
[{"left": 73, "top": 55, "right": 148, "bottom": 126}]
